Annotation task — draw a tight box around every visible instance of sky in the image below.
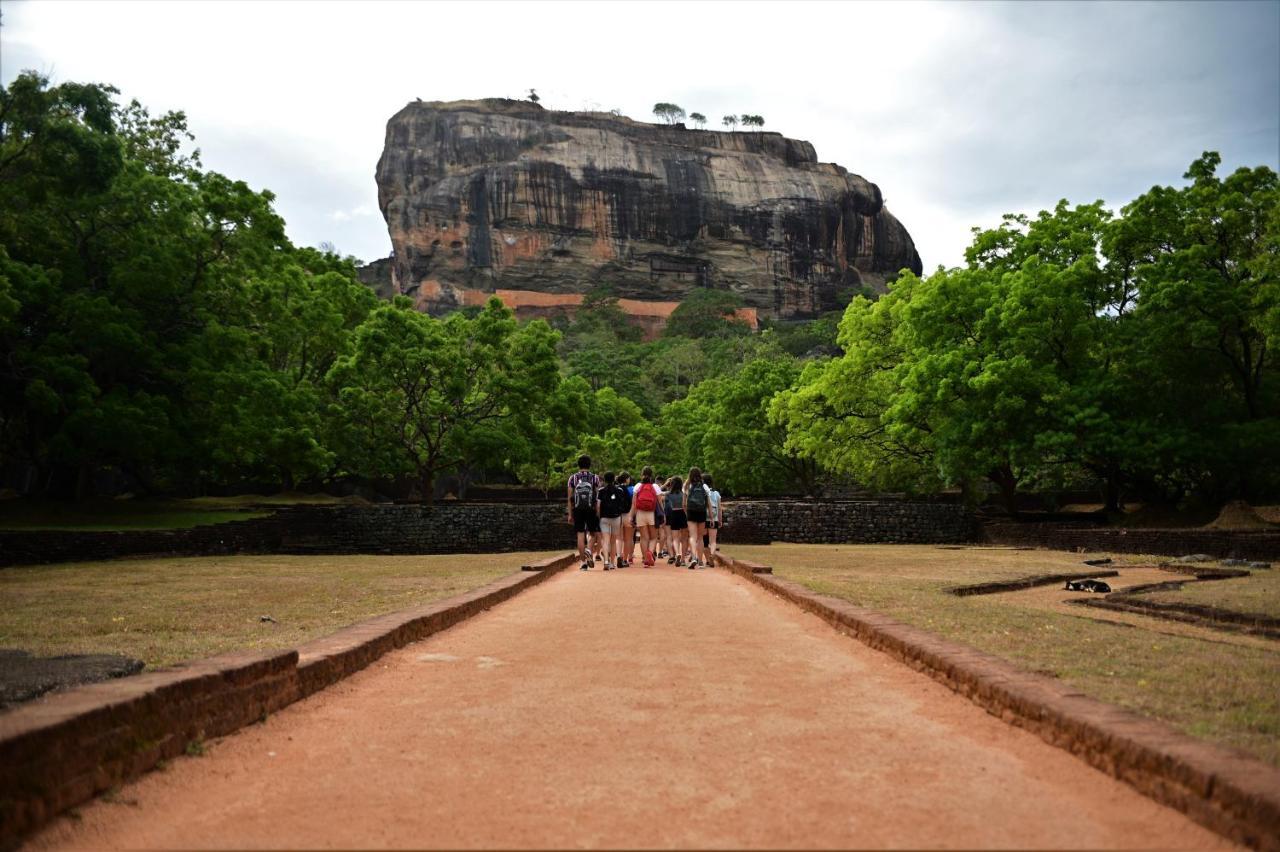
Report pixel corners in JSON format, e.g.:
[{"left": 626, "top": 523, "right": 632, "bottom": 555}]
[{"left": 2, "top": 0, "right": 1277, "bottom": 269}]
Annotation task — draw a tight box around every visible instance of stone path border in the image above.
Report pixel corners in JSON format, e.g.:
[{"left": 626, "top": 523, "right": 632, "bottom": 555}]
[
  {"left": 713, "top": 552, "right": 1280, "bottom": 850},
  {"left": 0, "top": 552, "right": 575, "bottom": 845},
  {"left": 949, "top": 569, "right": 1122, "bottom": 596},
  {"left": 1069, "top": 565, "right": 1280, "bottom": 640}
]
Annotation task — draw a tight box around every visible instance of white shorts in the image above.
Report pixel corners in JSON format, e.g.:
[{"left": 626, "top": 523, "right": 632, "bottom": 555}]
[
  {"left": 633, "top": 510, "right": 656, "bottom": 527},
  {"left": 599, "top": 515, "right": 622, "bottom": 534}
]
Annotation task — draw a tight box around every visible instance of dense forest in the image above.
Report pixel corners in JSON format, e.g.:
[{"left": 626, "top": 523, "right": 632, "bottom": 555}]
[{"left": 1, "top": 74, "right": 1276, "bottom": 509}]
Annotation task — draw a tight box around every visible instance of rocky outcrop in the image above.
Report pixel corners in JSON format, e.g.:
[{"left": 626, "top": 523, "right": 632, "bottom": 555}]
[{"left": 372, "top": 99, "right": 922, "bottom": 322}]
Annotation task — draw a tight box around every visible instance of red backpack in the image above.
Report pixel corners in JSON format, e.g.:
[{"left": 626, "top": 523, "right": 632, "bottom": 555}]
[{"left": 634, "top": 482, "right": 658, "bottom": 512}]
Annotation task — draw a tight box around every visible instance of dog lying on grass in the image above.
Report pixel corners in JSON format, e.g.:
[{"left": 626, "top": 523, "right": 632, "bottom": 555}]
[{"left": 1064, "top": 578, "right": 1112, "bottom": 593}]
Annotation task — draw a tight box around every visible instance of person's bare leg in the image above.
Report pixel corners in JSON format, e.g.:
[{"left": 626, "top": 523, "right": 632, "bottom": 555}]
[
  {"left": 708, "top": 523, "right": 718, "bottom": 556},
  {"left": 692, "top": 523, "right": 706, "bottom": 563},
  {"left": 577, "top": 531, "right": 587, "bottom": 563}
]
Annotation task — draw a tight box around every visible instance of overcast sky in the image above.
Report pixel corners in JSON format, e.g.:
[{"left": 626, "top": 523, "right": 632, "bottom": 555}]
[{"left": 2, "top": 0, "right": 1277, "bottom": 269}]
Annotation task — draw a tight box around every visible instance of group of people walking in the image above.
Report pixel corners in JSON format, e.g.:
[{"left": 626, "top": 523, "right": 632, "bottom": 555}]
[{"left": 567, "top": 455, "right": 723, "bottom": 571}]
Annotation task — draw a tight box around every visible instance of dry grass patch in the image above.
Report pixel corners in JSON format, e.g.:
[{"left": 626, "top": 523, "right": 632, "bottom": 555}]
[
  {"left": 727, "top": 543, "right": 1280, "bottom": 767},
  {"left": 0, "top": 552, "right": 558, "bottom": 667}
]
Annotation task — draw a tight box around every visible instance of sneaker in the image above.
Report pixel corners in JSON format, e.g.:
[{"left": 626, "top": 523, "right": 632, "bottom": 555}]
[
  {"left": 687, "top": 561, "right": 695, "bottom": 570},
  {"left": 617, "top": 557, "right": 625, "bottom": 569},
  {"left": 595, "top": 552, "right": 602, "bottom": 562},
  {"left": 667, "top": 556, "right": 676, "bottom": 564},
  {"left": 676, "top": 556, "right": 685, "bottom": 567},
  {"left": 581, "top": 561, "right": 590, "bottom": 571}
]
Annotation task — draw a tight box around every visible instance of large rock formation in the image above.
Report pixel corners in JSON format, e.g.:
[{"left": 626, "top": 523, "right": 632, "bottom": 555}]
[{"left": 372, "top": 99, "right": 921, "bottom": 325}]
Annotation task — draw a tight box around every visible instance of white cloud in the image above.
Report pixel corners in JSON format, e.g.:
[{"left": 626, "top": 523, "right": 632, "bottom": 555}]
[{"left": 330, "top": 205, "right": 374, "bottom": 223}]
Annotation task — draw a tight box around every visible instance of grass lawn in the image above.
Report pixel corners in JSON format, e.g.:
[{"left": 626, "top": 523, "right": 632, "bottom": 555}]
[
  {"left": 726, "top": 543, "right": 1280, "bottom": 767},
  {"left": 1146, "top": 571, "right": 1280, "bottom": 618},
  {"left": 0, "top": 552, "right": 557, "bottom": 667}
]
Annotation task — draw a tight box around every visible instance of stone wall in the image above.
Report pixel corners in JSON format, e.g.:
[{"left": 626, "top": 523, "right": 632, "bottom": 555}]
[
  {"left": 1, "top": 500, "right": 982, "bottom": 567},
  {"left": 0, "top": 515, "right": 287, "bottom": 567},
  {"left": 983, "top": 522, "right": 1280, "bottom": 561},
  {"left": 720, "top": 500, "right": 978, "bottom": 545},
  {"left": 275, "top": 504, "right": 571, "bottom": 555},
  {"left": 0, "top": 504, "right": 574, "bottom": 567}
]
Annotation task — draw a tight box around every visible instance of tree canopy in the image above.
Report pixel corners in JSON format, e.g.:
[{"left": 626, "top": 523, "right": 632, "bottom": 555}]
[
  {"left": 652, "top": 103, "right": 686, "bottom": 125},
  {"left": 4, "top": 71, "right": 1275, "bottom": 508}
]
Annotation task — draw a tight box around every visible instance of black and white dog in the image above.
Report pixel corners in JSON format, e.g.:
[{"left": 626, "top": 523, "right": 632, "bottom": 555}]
[{"left": 1064, "top": 578, "right": 1112, "bottom": 593}]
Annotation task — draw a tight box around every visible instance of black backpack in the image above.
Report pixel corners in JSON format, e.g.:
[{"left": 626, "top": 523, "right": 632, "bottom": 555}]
[
  {"left": 599, "top": 484, "right": 626, "bottom": 518},
  {"left": 687, "top": 484, "right": 709, "bottom": 513}
]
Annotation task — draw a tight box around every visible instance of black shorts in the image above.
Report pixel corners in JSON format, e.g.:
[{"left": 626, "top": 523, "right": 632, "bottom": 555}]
[
  {"left": 572, "top": 508, "right": 600, "bottom": 534},
  {"left": 668, "top": 509, "right": 688, "bottom": 531},
  {"left": 655, "top": 512, "right": 665, "bottom": 528},
  {"left": 686, "top": 508, "right": 707, "bottom": 524}
]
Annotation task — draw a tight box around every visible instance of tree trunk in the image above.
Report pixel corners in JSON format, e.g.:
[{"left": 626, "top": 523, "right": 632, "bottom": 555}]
[
  {"left": 74, "top": 463, "right": 94, "bottom": 503},
  {"left": 1102, "top": 469, "right": 1123, "bottom": 514},
  {"left": 988, "top": 466, "right": 1020, "bottom": 518}
]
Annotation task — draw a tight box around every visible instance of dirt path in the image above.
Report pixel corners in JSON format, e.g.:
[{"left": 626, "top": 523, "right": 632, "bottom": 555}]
[{"left": 30, "top": 564, "right": 1230, "bottom": 850}]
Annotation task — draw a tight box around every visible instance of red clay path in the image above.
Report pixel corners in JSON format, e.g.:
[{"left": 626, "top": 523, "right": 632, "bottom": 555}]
[{"left": 30, "top": 563, "right": 1231, "bottom": 849}]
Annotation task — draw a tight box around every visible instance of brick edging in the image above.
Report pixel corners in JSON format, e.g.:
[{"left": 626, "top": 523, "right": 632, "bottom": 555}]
[
  {"left": 0, "top": 552, "right": 576, "bottom": 845},
  {"left": 713, "top": 553, "right": 1280, "bottom": 850}
]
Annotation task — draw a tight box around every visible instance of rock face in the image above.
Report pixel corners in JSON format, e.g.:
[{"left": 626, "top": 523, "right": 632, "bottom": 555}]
[{"left": 373, "top": 99, "right": 922, "bottom": 323}]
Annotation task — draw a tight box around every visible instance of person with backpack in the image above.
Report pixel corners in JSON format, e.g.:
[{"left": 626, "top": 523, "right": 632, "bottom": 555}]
[
  {"left": 628, "top": 466, "right": 662, "bottom": 567},
  {"left": 567, "top": 455, "right": 601, "bottom": 571},
  {"left": 617, "top": 471, "right": 634, "bottom": 567},
  {"left": 704, "top": 473, "right": 723, "bottom": 557},
  {"left": 653, "top": 474, "right": 668, "bottom": 558},
  {"left": 665, "top": 476, "right": 688, "bottom": 566},
  {"left": 596, "top": 471, "right": 628, "bottom": 571},
  {"left": 684, "top": 467, "right": 714, "bottom": 568}
]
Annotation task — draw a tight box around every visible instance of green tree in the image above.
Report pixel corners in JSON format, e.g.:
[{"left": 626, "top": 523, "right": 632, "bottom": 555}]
[
  {"left": 721, "top": 114, "right": 739, "bottom": 131},
  {"left": 665, "top": 357, "right": 817, "bottom": 494},
  {"left": 1108, "top": 152, "right": 1280, "bottom": 499},
  {"left": 652, "top": 103, "right": 686, "bottom": 125},
  {"left": 327, "top": 298, "right": 559, "bottom": 501},
  {"left": 663, "top": 289, "right": 751, "bottom": 339},
  {"left": 0, "top": 72, "right": 295, "bottom": 496},
  {"left": 689, "top": 112, "right": 706, "bottom": 129},
  {"left": 777, "top": 155, "right": 1280, "bottom": 510}
]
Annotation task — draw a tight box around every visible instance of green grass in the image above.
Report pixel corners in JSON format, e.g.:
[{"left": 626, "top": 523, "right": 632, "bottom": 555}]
[
  {"left": 0, "top": 552, "right": 558, "bottom": 667},
  {"left": 0, "top": 498, "right": 274, "bottom": 531},
  {"left": 727, "top": 543, "right": 1280, "bottom": 767},
  {"left": 1146, "top": 571, "right": 1280, "bottom": 618}
]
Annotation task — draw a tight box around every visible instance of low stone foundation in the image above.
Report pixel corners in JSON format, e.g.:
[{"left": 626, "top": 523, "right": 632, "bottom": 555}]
[
  {"left": 721, "top": 500, "right": 978, "bottom": 545},
  {"left": 983, "top": 522, "right": 1280, "bottom": 561}
]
